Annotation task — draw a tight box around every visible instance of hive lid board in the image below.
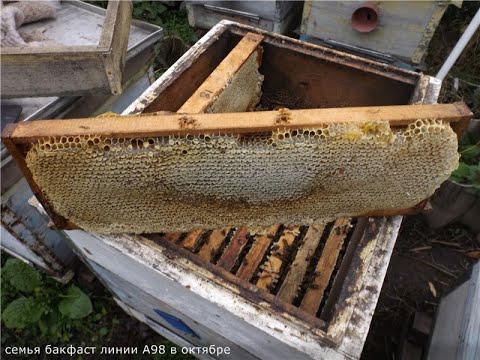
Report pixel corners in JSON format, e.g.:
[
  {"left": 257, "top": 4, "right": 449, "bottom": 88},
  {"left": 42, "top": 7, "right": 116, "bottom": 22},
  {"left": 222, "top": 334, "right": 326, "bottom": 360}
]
[{"left": 1, "top": 0, "right": 133, "bottom": 97}]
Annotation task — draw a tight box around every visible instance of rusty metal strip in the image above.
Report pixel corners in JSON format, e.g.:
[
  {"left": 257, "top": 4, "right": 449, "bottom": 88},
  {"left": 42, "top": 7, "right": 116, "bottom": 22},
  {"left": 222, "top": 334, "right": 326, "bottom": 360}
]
[
  {"left": 300, "top": 218, "right": 351, "bottom": 315},
  {"left": 236, "top": 224, "right": 280, "bottom": 282},
  {"left": 217, "top": 227, "right": 250, "bottom": 272},
  {"left": 277, "top": 225, "right": 325, "bottom": 303},
  {"left": 256, "top": 226, "right": 301, "bottom": 291}
]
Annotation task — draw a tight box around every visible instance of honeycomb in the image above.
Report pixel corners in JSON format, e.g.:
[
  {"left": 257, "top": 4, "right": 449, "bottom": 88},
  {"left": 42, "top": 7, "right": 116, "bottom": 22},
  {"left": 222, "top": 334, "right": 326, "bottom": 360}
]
[
  {"left": 25, "top": 118, "right": 458, "bottom": 234},
  {"left": 206, "top": 51, "right": 263, "bottom": 113}
]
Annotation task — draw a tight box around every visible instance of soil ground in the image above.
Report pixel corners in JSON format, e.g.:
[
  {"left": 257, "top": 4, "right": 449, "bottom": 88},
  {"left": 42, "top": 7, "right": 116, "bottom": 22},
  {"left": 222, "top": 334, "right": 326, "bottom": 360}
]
[{"left": 361, "top": 215, "right": 478, "bottom": 359}]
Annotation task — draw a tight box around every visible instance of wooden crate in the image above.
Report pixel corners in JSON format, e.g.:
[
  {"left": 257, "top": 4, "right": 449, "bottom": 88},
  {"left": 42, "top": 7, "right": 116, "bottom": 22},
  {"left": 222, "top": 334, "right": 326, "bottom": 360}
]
[
  {"left": 1, "top": 0, "right": 132, "bottom": 97},
  {"left": 300, "top": 1, "right": 461, "bottom": 64},
  {"left": 186, "top": 1, "right": 300, "bottom": 34}
]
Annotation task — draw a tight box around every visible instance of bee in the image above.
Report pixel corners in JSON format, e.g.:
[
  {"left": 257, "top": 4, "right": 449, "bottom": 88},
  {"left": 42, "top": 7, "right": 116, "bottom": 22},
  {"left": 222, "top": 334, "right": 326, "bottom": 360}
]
[{"left": 271, "top": 244, "right": 280, "bottom": 252}]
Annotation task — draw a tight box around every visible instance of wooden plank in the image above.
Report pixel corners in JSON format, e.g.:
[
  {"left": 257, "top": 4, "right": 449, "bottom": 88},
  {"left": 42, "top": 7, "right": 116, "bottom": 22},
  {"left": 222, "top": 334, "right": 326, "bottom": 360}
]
[
  {"left": 164, "top": 232, "right": 182, "bottom": 242},
  {"left": 4, "top": 102, "right": 472, "bottom": 144},
  {"left": 302, "top": 1, "right": 446, "bottom": 63},
  {"left": 300, "top": 218, "right": 351, "bottom": 315},
  {"left": 180, "top": 228, "right": 204, "bottom": 251},
  {"left": 178, "top": 32, "right": 264, "bottom": 114},
  {"left": 197, "top": 228, "right": 230, "bottom": 263},
  {"left": 277, "top": 224, "right": 325, "bottom": 303},
  {"left": 1, "top": 133, "right": 76, "bottom": 229},
  {"left": 1, "top": 1, "right": 132, "bottom": 97},
  {"left": 256, "top": 226, "right": 301, "bottom": 291},
  {"left": 99, "top": 0, "right": 133, "bottom": 95},
  {"left": 217, "top": 227, "right": 250, "bottom": 272},
  {"left": 236, "top": 225, "right": 280, "bottom": 282}
]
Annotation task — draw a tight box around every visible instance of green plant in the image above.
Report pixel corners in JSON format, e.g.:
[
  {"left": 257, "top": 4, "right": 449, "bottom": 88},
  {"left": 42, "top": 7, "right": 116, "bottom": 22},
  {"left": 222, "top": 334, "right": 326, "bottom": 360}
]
[
  {"left": 87, "top": 1, "right": 195, "bottom": 79},
  {"left": 0, "top": 258, "right": 105, "bottom": 346},
  {"left": 450, "top": 132, "right": 480, "bottom": 194},
  {"left": 89, "top": 1, "right": 196, "bottom": 44},
  {"left": 131, "top": 2, "right": 196, "bottom": 44}
]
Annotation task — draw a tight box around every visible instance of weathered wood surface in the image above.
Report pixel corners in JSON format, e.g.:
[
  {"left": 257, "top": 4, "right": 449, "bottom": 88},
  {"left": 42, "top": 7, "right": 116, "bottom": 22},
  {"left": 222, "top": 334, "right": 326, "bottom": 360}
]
[
  {"left": 236, "top": 225, "right": 279, "bottom": 281},
  {"left": 178, "top": 32, "right": 264, "bottom": 114},
  {"left": 217, "top": 227, "right": 250, "bottom": 272},
  {"left": 163, "top": 232, "right": 182, "bottom": 242},
  {"left": 301, "top": 1, "right": 450, "bottom": 63},
  {"left": 277, "top": 225, "right": 325, "bottom": 303},
  {"left": 4, "top": 102, "right": 472, "bottom": 143},
  {"left": 300, "top": 218, "right": 351, "bottom": 315},
  {"left": 1, "top": 0, "right": 132, "bottom": 97},
  {"left": 180, "top": 228, "right": 204, "bottom": 251},
  {"left": 197, "top": 228, "right": 230, "bottom": 263},
  {"left": 256, "top": 225, "right": 301, "bottom": 291},
  {"left": 99, "top": 0, "right": 132, "bottom": 95}
]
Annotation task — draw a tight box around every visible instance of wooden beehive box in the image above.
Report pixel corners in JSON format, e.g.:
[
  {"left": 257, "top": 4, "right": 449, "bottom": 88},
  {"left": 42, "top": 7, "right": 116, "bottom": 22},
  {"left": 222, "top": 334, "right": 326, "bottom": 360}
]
[
  {"left": 7, "top": 21, "right": 473, "bottom": 359},
  {"left": 1, "top": 0, "right": 132, "bottom": 97},
  {"left": 300, "top": 0, "right": 462, "bottom": 64},
  {"left": 186, "top": 0, "right": 300, "bottom": 34}
]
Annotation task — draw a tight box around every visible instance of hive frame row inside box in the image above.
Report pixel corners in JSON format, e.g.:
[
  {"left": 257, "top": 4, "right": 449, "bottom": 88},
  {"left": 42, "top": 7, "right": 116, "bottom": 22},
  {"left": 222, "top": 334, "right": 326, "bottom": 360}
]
[{"left": 24, "top": 21, "right": 467, "bottom": 359}]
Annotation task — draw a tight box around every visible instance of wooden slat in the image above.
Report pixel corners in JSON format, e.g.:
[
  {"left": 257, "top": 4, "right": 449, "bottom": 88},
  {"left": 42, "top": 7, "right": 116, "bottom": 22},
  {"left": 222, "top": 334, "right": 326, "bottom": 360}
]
[
  {"left": 197, "top": 228, "right": 230, "bottom": 263},
  {"left": 0, "top": 134, "right": 76, "bottom": 229},
  {"left": 256, "top": 226, "right": 301, "bottom": 291},
  {"left": 217, "top": 227, "right": 250, "bottom": 272},
  {"left": 277, "top": 225, "right": 325, "bottom": 303},
  {"left": 236, "top": 225, "right": 280, "bottom": 282},
  {"left": 163, "top": 232, "right": 183, "bottom": 242},
  {"left": 180, "top": 228, "right": 204, "bottom": 251},
  {"left": 300, "top": 218, "right": 351, "bottom": 315},
  {"left": 178, "top": 32, "right": 264, "bottom": 114},
  {"left": 4, "top": 102, "right": 472, "bottom": 143}
]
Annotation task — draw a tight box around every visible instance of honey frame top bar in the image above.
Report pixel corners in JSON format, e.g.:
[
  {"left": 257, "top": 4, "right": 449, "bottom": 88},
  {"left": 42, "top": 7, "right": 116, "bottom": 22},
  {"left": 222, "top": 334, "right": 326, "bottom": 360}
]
[{"left": 2, "top": 102, "right": 472, "bottom": 143}]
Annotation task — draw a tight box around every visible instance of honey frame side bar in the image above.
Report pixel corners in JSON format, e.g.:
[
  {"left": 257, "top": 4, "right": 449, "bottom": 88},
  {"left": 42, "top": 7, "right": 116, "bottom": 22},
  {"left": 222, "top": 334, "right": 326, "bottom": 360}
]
[
  {"left": 178, "top": 32, "right": 264, "bottom": 113},
  {"left": 2, "top": 124, "right": 78, "bottom": 230}
]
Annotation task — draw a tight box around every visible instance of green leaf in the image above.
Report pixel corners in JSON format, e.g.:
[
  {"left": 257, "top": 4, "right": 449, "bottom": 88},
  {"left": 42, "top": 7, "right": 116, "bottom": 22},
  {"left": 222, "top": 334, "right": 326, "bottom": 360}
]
[
  {"left": 459, "top": 143, "right": 480, "bottom": 162},
  {"left": 2, "top": 258, "right": 41, "bottom": 293},
  {"left": 44, "top": 310, "right": 61, "bottom": 338},
  {"left": 466, "top": 164, "right": 480, "bottom": 182},
  {"left": 155, "top": 3, "right": 168, "bottom": 15},
  {"left": 2, "top": 297, "right": 44, "bottom": 329},
  {"left": 38, "top": 319, "right": 48, "bottom": 335},
  {"left": 99, "top": 327, "right": 109, "bottom": 337},
  {"left": 58, "top": 286, "right": 92, "bottom": 319},
  {"left": 133, "top": 7, "right": 143, "bottom": 17},
  {"left": 450, "top": 162, "right": 471, "bottom": 182}
]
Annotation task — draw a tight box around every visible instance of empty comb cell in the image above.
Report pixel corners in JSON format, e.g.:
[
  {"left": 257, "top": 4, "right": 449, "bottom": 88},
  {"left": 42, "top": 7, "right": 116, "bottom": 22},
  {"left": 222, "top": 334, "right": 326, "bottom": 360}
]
[{"left": 22, "top": 116, "right": 459, "bottom": 234}]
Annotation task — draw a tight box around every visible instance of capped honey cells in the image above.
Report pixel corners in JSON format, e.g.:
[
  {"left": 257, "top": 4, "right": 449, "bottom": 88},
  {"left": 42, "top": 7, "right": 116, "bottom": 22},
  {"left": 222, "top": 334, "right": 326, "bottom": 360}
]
[{"left": 25, "top": 119, "right": 458, "bottom": 234}]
